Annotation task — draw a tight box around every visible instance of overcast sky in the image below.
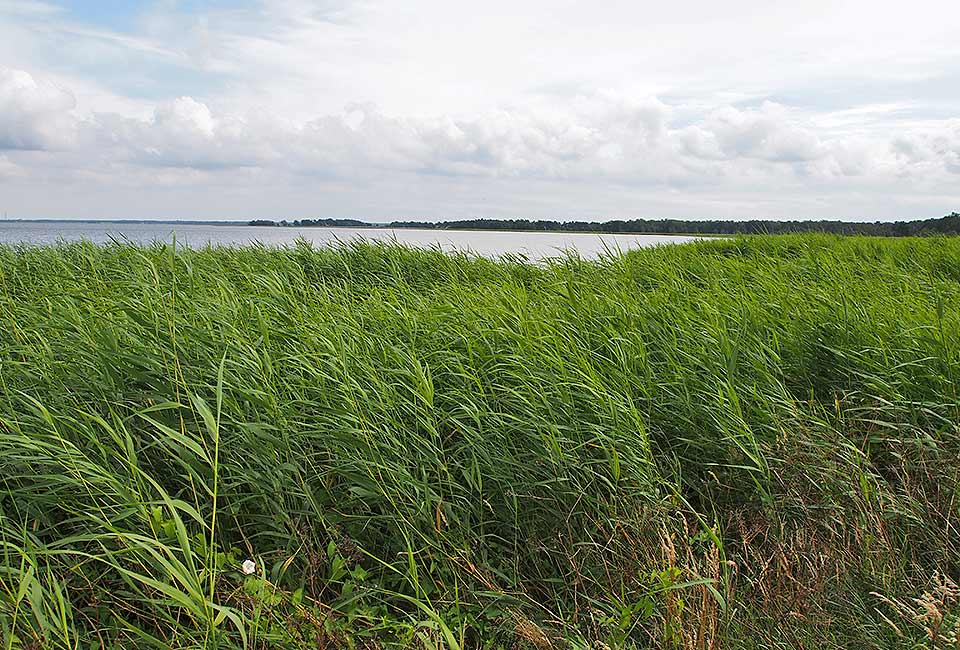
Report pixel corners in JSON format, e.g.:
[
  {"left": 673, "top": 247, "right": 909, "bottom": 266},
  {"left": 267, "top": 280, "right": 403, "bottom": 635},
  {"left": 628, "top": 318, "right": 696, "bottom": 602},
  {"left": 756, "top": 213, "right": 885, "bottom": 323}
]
[{"left": 1, "top": 0, "right": 958, "bottom": 221}]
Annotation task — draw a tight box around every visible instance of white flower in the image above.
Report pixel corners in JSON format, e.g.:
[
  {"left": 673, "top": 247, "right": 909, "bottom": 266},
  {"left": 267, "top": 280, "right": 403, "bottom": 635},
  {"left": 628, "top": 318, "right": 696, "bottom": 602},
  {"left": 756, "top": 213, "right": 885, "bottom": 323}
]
[{"left": 241, "top": 559, "right": 256, "bottom": 575}]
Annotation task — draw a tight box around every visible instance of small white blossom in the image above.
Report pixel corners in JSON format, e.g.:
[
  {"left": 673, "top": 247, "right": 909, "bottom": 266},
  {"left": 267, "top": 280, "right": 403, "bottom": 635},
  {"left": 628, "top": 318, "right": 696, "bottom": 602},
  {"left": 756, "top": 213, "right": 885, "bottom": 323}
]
[{"left": 241, "top": 559, "right": 256, "bottom": 575}]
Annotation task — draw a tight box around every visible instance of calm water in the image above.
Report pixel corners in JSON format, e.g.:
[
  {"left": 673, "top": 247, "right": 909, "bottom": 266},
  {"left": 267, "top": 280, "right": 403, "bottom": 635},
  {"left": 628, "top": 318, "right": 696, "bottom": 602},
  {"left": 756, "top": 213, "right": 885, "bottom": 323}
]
[{"left": 0, "top": 221, "right": 698, "bottom": 259}]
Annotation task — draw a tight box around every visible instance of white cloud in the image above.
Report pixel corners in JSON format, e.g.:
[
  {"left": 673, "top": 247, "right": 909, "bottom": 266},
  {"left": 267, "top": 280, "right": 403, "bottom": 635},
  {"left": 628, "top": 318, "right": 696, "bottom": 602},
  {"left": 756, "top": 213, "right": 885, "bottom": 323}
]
[
  {"left": 699, "top": 103, "right": 824, "bottom": 163},
  {"left": 0, "top": 70, "right": 960, "bottom": 200},
  {"left": 892, "top": 121, "right": 960, "bottom": 174},
  {"left": 154, "top": 97, "right": 216, "bottom": 138},
  {"left": 1, "top": 66, "right": 958, "bottom": 205},
  {"left": 0, "top": 68, "right": 78, "bottom": 150},
  {"left": 0, "top": 0, "right": 958, "bottom": 219},
  {"left": 85, "top": 101, "right": 269, "bottom": 170}
]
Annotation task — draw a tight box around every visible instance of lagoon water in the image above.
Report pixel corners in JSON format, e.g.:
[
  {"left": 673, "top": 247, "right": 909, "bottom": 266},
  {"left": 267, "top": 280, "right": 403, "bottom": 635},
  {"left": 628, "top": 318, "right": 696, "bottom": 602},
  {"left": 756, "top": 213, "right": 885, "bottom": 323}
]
[{"left": 0, "top": 221, "right": 698, "bottom": 260}]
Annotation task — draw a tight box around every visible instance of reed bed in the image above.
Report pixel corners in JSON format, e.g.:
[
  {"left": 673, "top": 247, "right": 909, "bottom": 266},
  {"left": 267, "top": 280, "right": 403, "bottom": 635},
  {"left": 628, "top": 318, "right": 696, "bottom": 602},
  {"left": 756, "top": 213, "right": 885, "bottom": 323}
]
[{"left": 0, "top": 234, "right": 958, "bottom": 648}]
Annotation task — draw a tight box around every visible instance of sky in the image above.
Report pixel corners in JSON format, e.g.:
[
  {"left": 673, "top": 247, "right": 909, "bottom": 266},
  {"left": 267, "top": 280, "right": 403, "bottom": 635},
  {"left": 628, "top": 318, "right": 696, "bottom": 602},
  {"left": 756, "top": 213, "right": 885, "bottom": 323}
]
[{"left": 0, "top": 0, "right": 958, "bottom": 221}]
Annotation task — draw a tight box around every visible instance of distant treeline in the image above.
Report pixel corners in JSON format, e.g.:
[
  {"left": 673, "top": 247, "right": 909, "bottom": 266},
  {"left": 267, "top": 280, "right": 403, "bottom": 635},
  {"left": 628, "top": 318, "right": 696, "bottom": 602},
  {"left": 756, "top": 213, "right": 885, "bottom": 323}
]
[
  {"left": 249, "top": 212, "right": 960, "bottom": 236},
  {"left": 249, "top": 218, "right": 367, "bottom": 228}
]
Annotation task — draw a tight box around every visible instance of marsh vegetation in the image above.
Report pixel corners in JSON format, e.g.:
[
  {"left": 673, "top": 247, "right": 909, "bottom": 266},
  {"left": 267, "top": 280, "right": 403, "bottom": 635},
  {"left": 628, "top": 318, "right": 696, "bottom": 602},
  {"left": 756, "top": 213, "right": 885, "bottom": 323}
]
[{"left": 1, "top": 235, "right": 958, "bottom": 648}]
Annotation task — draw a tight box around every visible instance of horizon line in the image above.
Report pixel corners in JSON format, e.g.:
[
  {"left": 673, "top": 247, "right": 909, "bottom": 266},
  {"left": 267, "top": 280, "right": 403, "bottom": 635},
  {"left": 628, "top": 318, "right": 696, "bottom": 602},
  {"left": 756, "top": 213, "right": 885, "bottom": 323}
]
[{"left": 2, "top": 215, "right": 957, "bottom": 225}]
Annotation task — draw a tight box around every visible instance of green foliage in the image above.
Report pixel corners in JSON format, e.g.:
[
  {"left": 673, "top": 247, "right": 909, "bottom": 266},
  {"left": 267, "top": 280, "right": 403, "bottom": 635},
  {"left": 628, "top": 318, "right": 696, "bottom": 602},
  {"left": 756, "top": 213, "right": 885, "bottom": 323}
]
[
  {"left": 0, "top": 235, "right": 958, "bottom": 648},
  {"left": 268, "top": 211, "right": 960, "bottom": 236}
]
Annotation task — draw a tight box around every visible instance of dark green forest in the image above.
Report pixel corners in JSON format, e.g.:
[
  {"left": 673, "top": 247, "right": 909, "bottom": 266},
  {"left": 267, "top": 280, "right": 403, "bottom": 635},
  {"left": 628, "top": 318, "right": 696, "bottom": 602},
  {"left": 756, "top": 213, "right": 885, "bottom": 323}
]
[{"left": 250, "top": 212, "right": 960, "bottom": 236}]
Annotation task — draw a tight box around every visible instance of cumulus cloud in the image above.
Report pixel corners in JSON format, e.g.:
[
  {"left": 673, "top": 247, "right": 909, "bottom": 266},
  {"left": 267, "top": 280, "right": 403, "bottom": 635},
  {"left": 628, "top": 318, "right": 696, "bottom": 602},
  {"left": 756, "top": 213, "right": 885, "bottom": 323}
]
[
  {"left": 79, "top": 97, "right": 281, "bottom": 171},
  {"left": 154, "top": 97, "right": 216, "bottom": 138},
  {"left": 695, "top": 103, "right": 824, "bottom": 163},
  {"left": 0, "top": 68, "right": 78, "bottom": 150},
  {"left": 0, "top": 67, "right": 945, "bottom": 185},
  {"left": 892, "top": 121, "right": 960, "bottom": 174},
  {"left": 0, "top": 65, "right": 957, "bottom": 220},
  {"left": 0, "top": 0, "right": 958, "bottom": 220},
  {"left": 263, "top": 96, "right": 947, "bottom": 189}
]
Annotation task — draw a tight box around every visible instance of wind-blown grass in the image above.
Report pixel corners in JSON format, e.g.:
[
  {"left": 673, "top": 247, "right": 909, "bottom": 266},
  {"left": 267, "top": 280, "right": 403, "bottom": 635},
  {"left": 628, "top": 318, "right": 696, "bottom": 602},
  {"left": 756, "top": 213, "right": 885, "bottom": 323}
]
[{"left": 0, "top": 235, "right": 958, "bottom": 648}]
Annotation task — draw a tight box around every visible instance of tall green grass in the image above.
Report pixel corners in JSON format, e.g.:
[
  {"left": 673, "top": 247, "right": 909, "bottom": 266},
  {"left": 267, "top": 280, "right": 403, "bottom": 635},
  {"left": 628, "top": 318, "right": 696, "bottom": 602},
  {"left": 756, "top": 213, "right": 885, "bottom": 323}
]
[{"left": 0, "top": 235, "right": 958, "bottom": 648}]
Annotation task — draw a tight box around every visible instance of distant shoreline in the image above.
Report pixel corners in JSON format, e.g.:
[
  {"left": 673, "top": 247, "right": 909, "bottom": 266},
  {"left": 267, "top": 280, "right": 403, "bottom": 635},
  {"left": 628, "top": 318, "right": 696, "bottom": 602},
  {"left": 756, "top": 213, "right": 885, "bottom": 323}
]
[
  {"left": 248, "top": 214, "right": 960, "bottom": 236},
  {"left": 2, "top": 213, "right": 959, "bottom": 236},
  {"left": 0, "top": 220, "right": 713, "bottom": 239},
  {"left": 0, "top": 219, "right": 253, "bottom": 226}
]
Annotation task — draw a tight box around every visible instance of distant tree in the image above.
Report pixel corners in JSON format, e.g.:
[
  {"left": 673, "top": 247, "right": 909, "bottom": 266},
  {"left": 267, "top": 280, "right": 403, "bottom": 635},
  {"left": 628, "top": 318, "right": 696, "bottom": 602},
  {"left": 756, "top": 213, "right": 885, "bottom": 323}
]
[{"left": 250, "top": 213, "right": 960, "bottom": 236}]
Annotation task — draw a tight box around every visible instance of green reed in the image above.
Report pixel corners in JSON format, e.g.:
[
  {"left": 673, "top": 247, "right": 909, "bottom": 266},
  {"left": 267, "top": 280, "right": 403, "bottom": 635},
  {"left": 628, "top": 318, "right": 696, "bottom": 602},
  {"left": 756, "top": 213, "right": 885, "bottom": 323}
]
[{"left": 0, "top": 235, "right": 958, "bottom": 648}]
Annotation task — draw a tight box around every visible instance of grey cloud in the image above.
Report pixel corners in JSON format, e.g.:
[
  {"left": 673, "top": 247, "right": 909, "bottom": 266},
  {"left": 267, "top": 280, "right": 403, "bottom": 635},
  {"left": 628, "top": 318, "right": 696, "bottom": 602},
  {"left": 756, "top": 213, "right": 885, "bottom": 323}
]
[{"left": 0, "top": 154, "right": 21, "bottom": 180}]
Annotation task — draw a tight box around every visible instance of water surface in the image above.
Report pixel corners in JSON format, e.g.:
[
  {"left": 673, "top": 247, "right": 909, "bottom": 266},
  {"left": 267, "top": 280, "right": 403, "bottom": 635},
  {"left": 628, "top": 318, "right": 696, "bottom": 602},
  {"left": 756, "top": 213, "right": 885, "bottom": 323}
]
[{"left": 0, "top": 221, "right": 698, "bottom": 259}]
